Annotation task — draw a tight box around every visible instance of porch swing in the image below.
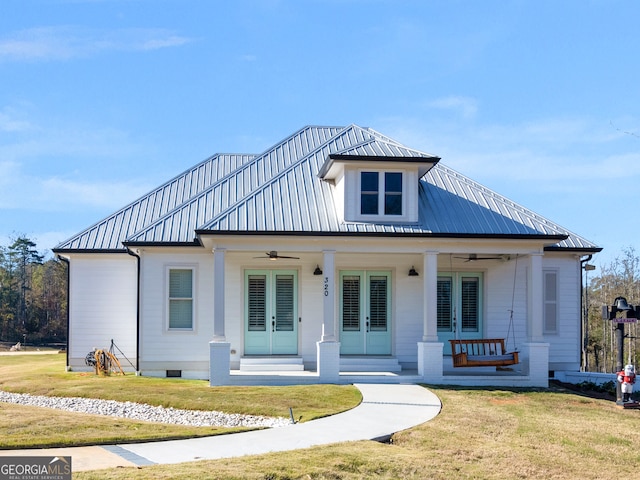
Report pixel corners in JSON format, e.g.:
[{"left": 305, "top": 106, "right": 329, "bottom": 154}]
[{"left": 449, "top": 254, "right": 520, "bottom": 368}]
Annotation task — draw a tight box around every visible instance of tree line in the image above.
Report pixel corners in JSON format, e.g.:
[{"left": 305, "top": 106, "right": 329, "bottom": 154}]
[
  {"left": 0, "top": 236, "right": 67, "bottom": 346},
  {"left": 585, "top": 247, "right": 640, "bottom": 372}
]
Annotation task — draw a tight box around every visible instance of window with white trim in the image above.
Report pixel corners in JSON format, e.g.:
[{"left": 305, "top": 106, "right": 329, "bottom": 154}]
[
  {"left": 168, "top": 268, "right": 194, "bottom": 330},
  {"left": 359, "top": 171, "right": 403, "bottom": 217},
  {"left": 543, "top": 270, "right": 558, "bottom": 334}
]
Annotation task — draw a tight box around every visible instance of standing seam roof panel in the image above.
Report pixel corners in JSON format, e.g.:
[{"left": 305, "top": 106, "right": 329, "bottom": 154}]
[{"left": 55, "top": 125, "right": 599, "bottom": 251}]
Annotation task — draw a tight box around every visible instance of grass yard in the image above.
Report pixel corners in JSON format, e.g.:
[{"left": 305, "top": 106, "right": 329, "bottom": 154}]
[
  {"left": 0, "top": 354, "right": 361, "bottom": 448},
  {"left": 75, "top": 386, "right": 640, "bottom": 480},
  {"left": 3, "top": 354, "right": 640, "bottom": 479}
]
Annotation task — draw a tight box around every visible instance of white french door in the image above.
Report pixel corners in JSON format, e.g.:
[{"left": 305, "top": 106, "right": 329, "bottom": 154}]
[{"left": 244, "top": 270, "right": 298, "bottom": 355}]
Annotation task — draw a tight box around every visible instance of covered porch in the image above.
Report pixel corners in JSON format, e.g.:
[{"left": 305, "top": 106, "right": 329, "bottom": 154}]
[
  {"left": 207, "top": 244, "right": 552, "bottom": 388},
  {"left": 219, "top": 346, "right": 548, "bottom": 387}
]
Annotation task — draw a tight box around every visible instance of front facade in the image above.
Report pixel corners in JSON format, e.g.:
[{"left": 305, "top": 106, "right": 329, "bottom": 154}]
[{"left": 54, "top": 125, "right": 601, "bottom": 387}]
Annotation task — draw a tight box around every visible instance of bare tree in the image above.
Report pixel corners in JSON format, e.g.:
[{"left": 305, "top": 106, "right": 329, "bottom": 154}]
[{"left": 587, "top": 247, "right": 640, "bottom": 371}]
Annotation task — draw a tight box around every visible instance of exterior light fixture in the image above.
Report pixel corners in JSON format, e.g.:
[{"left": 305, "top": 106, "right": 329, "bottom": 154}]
[
  {"left": 408, "top": 266, "right": 419, "bottom": 277},
  {"left": 314, "top": 265, "right": 323, "bottom": 275}
]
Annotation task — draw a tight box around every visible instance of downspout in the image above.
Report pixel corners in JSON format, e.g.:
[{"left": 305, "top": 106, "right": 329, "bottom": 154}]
[
  {"left": 580, "top": 254, "right": 593, "bottom": 372},
  {"left": 56, "top": 255, "right": 70, "bottom": 371},
  {"left": 126, "top": 248, "right": 141, "bottom": 374}
]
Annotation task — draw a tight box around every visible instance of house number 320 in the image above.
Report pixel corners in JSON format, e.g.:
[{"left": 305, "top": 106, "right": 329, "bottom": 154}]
[{"left": 323, "top": 277, "right": 329, "bottom": 296}]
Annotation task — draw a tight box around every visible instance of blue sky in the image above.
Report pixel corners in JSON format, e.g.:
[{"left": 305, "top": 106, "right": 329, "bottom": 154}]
[{"left": 1, "top": 0, "right": 638, "bottom": 271}]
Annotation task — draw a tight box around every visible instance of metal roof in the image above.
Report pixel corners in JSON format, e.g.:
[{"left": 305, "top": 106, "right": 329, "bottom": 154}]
[{"left": 54, "top": 124, "right": 600, "bottom": 253}]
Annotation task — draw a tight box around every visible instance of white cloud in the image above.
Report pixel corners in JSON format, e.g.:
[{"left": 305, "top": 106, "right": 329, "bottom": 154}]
[
  {"left": 40, "top": 176, "right": 150, "bottom": 210},
  {"left": 0, "top": 26, "right": 192, "bottom": 62},
  {"left": 426, "top": 96, "right": 478, "bottom": 119},
  {"left": 0, "top": 162, "right": 150, "bottom": 211},
  {"left": 379, "top": 114, "right": 640, "bottom": 185},
  {"left": 0, "top": 110, "right": 155, "bottom": 212},
  {"left": 0, "top": 109, "right": 33, "bottom": 132}
]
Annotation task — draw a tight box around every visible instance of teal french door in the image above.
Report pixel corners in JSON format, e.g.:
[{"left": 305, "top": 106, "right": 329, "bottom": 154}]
[
  {"left": 339, "top": 271, "right": 392, "bottom": 355},
  {"left": 245, "top": 270, "right": 298, "bottom": 355},
  {"left": 437, "top": 272, "right": 483, "bottom": 354}
]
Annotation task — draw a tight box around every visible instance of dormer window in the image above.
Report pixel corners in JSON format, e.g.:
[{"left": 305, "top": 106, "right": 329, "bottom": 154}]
[
  {"left": 318, "top": 153, "right": 440, "bottom": 224},
  {"left": 360, "top": 171, "right": 403, "bottom": 216}
]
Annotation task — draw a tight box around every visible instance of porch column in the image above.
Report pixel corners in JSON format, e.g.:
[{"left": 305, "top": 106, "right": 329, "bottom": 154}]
[
  {"left": 418, "top": 250, "right": 443, "bottom": 382},
  {"left": 422, "top": 250, "right": 439, "bottom": 342},
  {"left": 212, "top": 247, "right": 226, "bottom": 341},
  {"left": 321, "top": 250, "right": 336, "bottom": 341},
  {"left": 210, "top": 247, "right": 230, "bottom": 386},
  {"left": 524, "top": 252, "right": 549, "bottom": 386},
  {"left": 317, "top": 250, "right": 340, "bottom": 381},
  {"left": 527, "top": 252, "right": 544, "bottom": 342}
]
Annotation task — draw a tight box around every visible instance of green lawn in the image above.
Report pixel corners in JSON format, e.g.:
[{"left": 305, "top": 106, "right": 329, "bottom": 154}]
[
  {"left": 3, "top": 354, "right": 640, "bottom": 479},
  {"left": 76, "top": 386, "right": 640, "bottom": 480},
  {"left": 0, "top": 354, "right": 361, "bottom": 448}
]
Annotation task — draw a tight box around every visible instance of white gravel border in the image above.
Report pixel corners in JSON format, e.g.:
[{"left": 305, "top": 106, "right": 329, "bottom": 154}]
[{"left": 0, "top": 390, "right": 290, "bottom": 428}]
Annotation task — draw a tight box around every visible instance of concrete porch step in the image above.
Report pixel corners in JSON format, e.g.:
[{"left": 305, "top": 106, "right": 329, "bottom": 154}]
[
  {"left": 340, "top": 356, "right": 402, "bottom": 372},
  {"left": 240, "top": 356, "right": 305, "bottom": 372}
]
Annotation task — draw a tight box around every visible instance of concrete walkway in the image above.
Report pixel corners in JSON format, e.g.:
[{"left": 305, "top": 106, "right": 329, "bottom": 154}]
[{"left": 0, "top": 384, "right": 441, "bottom": 472}]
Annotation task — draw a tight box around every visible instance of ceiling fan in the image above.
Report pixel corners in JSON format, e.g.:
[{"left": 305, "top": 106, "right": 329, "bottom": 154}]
[
  {"left": 253, "top": 251, "right": 300, "bottom": 261},
  {"left": 455, "top": 254, "right": 505, "bottom": 262}
]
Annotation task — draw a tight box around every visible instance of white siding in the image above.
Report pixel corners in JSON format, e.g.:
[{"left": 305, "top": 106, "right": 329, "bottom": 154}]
[
  {"left": 485, "top": 259, "right": 528, "bottom": 351},
  {"left": 138, "top": 250, "right": 214, "bottom": 378},
  {"left": 125, "top": 246, "right": 582, "bottom": 378},
  {"left": 394, "top": 269, "right": 423, "bottom": 368},
  {"left": 543, "top": 255, "right": 581, "bottom": 370},
  {"left": 68, "top": 254, "right": 137, "bottom": 370},
  {"left": 298, "top": 260, "right": 325, "bottom": 367}
]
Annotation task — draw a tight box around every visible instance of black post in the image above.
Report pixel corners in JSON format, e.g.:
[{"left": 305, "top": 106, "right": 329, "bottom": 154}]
[{"left": 616, "top": 322, "right": 625, "bottom": 405}]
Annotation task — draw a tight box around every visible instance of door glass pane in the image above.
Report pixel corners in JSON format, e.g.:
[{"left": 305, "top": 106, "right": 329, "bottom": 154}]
[
  {"left": 342, "top": 276, "right": 360, "bottom": 331},
  {"left": 461, "top": 277, "right": 479, "bottom": 332},
  {"left": 248, "top": 275, "right": 266, "bottom": 331},
  {"left": 275, "top": 274, "right": 294, "bottom": 332},
  {"left": 360, "top": 172, "right": 379, "bottom": 215},
  {"left": 437, "top": 277, "right": 453, "bottom": 331},
  {"left": 369, "top": 276, "right": 388, "bottom": 331}
]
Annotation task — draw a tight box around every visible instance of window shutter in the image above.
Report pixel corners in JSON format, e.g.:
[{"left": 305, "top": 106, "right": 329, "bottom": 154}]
[
  {"left": 248, "top": 275, "right": 267, "bottom": 331},
  {"left": 275, "top": 275, "right": 294, "bottom": 331},
  {"left": 342, "top": 276, "right": 361, "bottom": 331},
  {"left": 461, "top": 277, "right": 479, "bottom": 332},
  {"left": 369, "top": 276, "right": 388, "bottom": 331},
  {"left": 437, "top": 277, "right": 453, "bottom": 331}
]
